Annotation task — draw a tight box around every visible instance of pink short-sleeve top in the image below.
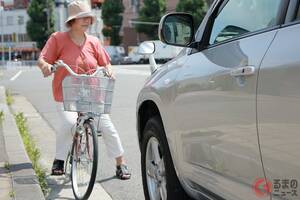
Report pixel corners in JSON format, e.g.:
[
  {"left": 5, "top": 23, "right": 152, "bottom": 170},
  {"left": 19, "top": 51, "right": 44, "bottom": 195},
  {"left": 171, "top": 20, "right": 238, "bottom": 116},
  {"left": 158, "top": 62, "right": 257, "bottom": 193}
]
[{"left": 39, "top": 32, "right": 110, "bottom": 102}]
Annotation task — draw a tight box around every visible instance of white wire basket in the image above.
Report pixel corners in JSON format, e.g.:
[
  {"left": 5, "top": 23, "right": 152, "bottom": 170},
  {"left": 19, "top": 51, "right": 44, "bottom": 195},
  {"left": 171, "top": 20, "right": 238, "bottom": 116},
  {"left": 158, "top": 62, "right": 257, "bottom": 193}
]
[{"left": 62, "top": 75, "right": 115, "bottom": 114}]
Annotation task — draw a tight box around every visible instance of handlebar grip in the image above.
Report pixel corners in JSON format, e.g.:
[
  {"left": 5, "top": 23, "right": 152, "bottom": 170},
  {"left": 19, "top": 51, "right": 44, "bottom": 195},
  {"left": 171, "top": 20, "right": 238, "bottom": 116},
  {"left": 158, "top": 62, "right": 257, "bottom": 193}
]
[{"left": 50, "top": 64, "right": 58, "bottom": 73}]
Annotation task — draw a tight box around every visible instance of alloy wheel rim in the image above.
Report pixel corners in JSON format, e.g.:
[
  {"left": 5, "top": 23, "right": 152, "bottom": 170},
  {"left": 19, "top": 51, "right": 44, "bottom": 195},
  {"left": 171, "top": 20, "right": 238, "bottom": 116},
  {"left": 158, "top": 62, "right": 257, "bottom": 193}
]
[{"left": 145, "top": 137, "right": 167, "bottom": 200}]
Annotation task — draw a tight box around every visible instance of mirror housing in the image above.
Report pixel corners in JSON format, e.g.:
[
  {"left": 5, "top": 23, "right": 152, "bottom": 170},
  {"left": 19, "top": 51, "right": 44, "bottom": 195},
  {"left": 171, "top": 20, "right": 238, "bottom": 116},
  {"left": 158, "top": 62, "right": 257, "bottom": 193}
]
[
  {"left": 137, "top": 41, "right": 155, "bottom": 55},
  {"left": 137, "top": 41, "right": 158, "bottom": 74},
  {"left": 159, "top": 13, "right": 195, "bottom": 47}
]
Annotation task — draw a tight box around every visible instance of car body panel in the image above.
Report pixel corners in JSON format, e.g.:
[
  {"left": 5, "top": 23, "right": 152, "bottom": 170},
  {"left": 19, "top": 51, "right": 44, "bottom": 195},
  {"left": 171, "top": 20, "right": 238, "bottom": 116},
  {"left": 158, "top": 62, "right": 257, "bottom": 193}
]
[
  {"left": 137, "top": 52, "right": 189, "bottom": 161},
  {"left": 257, "top": 23, "right": 300, "bottom": 200},
  {"left": 136, "top": 0, "right": 295, "bottom": 198},
  {"left": 169, "top": 30, "right": 277, "bottom": 200}
]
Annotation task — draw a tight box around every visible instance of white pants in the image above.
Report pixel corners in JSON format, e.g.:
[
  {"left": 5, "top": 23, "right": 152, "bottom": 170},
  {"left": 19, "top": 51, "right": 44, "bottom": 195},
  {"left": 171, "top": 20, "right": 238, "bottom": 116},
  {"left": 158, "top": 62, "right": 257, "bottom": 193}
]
[{"left": 55, "top": 103, "right": 124, "bottom": 161}]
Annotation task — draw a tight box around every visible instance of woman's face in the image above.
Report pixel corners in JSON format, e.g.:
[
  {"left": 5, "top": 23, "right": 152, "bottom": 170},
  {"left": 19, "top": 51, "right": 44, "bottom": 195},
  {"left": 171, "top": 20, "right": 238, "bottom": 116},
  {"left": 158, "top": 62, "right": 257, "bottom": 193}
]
[{"left": 71, "top": 17, "right": 92, "bottom": 32}]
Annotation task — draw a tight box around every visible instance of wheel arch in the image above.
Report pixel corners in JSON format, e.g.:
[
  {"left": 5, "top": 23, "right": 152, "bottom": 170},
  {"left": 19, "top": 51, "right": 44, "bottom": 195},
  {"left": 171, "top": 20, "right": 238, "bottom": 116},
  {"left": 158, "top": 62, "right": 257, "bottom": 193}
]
[{"left": 137, "top": 100, "right": 163, "bottom": 148}]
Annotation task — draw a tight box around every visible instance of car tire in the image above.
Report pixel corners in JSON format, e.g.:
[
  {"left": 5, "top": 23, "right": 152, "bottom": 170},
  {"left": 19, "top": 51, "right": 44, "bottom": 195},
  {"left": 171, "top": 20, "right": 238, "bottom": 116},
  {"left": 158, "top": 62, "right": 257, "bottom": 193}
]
[{"left": 141, "top": 116, "right": 191, "bottom": 200}]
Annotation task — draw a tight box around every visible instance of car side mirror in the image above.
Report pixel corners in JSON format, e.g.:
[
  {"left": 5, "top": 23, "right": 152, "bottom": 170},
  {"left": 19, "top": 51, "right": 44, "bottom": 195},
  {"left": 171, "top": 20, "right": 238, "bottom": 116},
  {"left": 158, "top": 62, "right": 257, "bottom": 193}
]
[
  {"left": 137, "top": 41, "right": 155, "bottom": 55},
  {"left": 137, "top": 41, "right": 158, "bottom": 74},
  {"left": 159, "top": 13, "right": 195, "bottom": 47}
]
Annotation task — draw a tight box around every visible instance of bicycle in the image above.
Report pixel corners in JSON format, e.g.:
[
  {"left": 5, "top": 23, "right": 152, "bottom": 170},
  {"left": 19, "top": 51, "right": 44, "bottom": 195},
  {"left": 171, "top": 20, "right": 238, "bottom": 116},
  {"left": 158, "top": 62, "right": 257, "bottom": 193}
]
[{"left": 51, "top": 60, "right": 115, "bottom": 200}]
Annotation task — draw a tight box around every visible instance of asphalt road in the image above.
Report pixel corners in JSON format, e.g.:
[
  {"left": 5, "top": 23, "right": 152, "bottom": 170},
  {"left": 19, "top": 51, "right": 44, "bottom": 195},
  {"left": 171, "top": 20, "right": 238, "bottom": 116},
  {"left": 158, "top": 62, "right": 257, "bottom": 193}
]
[{"left": 0, "top": 64, "right": 151, "bottom": 200}]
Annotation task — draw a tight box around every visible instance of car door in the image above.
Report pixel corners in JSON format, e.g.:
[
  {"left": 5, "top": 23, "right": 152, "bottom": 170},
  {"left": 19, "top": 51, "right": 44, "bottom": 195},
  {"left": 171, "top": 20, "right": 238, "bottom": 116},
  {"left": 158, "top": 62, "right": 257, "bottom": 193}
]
[
  {"left": 172, "top": 0, "right": 286, "bottom": 199},
  {"left": 257, "top": 2, "right": 300, "bottom": 199}
]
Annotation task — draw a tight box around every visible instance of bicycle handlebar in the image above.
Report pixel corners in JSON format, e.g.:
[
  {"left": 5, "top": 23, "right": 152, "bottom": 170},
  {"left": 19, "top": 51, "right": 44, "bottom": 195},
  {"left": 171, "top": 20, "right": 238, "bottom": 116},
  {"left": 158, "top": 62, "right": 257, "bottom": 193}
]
[{"left": 50, "top": 60, "right": 106, "bottom": 77}]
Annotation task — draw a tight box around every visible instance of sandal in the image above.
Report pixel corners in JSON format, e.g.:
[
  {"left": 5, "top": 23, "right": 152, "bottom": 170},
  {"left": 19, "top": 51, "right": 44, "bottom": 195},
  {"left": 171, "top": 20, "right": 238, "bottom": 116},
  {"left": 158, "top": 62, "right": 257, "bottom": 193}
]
[
  {"left": 51, "top": 159, "right": 64, "bottom": 176},
  {"left": 116, "top": 164, "right": 131, "bottom": 180}
]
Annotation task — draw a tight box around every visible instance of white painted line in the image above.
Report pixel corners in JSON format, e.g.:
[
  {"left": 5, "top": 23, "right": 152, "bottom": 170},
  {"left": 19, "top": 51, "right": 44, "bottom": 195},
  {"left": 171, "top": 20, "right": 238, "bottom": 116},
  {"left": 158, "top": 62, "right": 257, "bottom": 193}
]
[{"left": 10, "top": 70, "right": 22, "bottom": 81}]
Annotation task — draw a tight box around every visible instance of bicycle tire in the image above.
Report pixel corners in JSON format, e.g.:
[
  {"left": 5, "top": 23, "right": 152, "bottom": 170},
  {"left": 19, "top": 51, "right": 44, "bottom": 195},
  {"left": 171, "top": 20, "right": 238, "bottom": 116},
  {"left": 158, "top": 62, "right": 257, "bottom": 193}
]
[
  {"left": 64, "top": 151, "right": 71, "bottom": 182},
  {"left": 71, "top": 120, "right": 98, "bottom": 200}
]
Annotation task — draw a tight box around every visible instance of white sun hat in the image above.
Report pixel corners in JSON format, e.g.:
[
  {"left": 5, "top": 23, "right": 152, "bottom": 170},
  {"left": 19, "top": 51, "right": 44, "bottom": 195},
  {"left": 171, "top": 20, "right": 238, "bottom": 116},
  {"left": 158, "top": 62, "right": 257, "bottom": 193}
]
[{"left": 65, "top": 1, "right": 96, "bottom": 26}]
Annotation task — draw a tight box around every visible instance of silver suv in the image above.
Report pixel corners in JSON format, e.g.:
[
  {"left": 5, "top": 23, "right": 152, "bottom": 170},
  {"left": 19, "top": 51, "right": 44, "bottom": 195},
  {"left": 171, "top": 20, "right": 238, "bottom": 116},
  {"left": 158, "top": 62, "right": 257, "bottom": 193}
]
[{"left": 136, "top": 0, "right": 300, "bottom": 199}]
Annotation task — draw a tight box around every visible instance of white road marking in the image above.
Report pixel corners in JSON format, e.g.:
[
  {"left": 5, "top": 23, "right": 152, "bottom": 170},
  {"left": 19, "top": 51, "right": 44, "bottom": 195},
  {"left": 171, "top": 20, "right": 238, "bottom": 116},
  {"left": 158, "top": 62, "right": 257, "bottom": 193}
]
[{"left": 10, "top": 70, "right": 23, "bottom": 81}]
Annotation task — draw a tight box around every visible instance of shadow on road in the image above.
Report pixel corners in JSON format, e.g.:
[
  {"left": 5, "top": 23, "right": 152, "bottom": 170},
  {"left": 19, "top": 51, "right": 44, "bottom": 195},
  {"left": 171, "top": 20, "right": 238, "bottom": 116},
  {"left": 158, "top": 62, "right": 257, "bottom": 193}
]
[{"left": 97, "top": 175, "right": 117, "bottom": 184}]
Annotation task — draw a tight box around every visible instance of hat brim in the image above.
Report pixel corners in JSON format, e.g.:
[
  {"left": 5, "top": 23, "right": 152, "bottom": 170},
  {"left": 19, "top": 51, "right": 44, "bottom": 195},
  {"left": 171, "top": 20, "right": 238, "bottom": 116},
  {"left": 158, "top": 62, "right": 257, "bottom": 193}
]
[{"left": 65, "top": 11, "right": 96, "bottom": 26}]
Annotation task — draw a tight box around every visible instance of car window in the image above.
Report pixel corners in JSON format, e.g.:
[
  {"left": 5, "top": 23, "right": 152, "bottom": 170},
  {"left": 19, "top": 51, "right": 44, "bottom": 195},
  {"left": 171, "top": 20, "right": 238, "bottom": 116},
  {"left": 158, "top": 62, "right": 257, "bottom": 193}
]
[{"left": 209, "top": 0, "right": 282, "bottom": 45}]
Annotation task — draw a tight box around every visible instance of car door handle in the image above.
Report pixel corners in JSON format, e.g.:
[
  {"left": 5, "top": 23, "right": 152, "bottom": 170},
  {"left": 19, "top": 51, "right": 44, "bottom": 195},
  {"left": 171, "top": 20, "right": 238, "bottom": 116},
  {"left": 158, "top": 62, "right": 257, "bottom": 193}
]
[{"left": 230, "top": 66, "right": 255, "bottom": 77}]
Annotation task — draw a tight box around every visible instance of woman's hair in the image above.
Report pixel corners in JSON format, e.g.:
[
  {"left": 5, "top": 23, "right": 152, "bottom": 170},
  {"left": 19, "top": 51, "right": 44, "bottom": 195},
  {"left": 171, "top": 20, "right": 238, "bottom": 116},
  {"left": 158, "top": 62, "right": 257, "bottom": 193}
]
[{"left": 66, "top": 19, "right": 75, "bottom": 27}]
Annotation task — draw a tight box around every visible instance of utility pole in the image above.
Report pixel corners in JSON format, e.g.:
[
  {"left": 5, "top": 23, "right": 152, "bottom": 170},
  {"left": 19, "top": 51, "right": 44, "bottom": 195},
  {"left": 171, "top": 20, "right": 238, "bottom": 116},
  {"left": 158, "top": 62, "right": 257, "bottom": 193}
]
[{"left": 0, "top": 3, "right": 3, "bottom": 63}]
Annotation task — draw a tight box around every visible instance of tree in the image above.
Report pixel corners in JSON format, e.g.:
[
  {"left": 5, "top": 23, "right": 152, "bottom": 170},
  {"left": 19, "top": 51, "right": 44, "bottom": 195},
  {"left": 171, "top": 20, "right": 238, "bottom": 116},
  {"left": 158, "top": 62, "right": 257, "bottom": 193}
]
[
  {"left": 27, "top": 0, "right": 55, "bottom": 49},
  {"left": 102, "top": 0, "right": 124, "bottom": 45},
  {"left": 136, "top": 0, "right": 166, "bottom": 40},
  {"left": 176, "top": 0, "right": 208, "bottom": 28}
]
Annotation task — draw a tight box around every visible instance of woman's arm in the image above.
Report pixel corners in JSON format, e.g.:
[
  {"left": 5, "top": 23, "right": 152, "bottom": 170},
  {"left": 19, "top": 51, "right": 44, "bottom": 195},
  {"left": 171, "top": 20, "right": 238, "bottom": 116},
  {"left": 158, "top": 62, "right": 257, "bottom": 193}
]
[
  {"left": 104, "top": 63, "right": 115, "bottom": 79},
  {"left": 38, "top": 33, "right": 58, "bottom": 77},
  {"left": 37, "top": 57, "right": 52, "bottom": 77}
]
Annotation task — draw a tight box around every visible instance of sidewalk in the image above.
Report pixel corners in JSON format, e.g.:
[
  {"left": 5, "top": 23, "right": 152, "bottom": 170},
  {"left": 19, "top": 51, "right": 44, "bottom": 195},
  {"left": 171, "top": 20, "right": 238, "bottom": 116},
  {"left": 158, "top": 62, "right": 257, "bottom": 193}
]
[
  {"left": 10, "top": 94, "right": 112, "bottom": 200},
  {"left": 0, "top": 120, "right": 13, "bottom": 200},
  {"left": 0, "top": 86, "right": 45, "bottom": 200}
]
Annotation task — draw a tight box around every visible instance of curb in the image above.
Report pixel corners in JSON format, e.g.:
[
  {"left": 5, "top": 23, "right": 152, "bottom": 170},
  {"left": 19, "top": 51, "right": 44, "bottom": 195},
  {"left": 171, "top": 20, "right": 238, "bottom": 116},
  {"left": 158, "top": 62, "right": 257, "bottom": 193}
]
[{"left": 0, "top": 86, "right": 45, "bottom": 200}]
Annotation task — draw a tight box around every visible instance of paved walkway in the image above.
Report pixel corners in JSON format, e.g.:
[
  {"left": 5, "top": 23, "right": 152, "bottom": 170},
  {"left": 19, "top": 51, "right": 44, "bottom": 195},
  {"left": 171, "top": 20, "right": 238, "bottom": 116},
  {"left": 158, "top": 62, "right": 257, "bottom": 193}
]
[
  {"left": 11, "top": 94, "right": 112, "bottom": 200},
  {"left": 0, "top": 86, "right": 45, "bottom": 200}
]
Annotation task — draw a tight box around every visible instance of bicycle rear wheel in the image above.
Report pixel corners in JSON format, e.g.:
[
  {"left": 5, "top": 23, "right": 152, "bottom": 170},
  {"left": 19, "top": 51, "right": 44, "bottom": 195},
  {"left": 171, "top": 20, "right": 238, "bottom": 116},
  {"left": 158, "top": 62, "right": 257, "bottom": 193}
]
[{"left": 71, "top": 120, "right": 98, "bottom": 200}]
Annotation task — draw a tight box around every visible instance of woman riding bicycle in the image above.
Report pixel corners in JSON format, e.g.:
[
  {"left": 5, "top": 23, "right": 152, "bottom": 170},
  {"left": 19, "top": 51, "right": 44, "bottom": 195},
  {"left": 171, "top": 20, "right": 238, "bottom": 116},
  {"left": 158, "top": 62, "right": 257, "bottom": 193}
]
[{"left": 37, "top": 0, "right": 131, "bottom": 180}]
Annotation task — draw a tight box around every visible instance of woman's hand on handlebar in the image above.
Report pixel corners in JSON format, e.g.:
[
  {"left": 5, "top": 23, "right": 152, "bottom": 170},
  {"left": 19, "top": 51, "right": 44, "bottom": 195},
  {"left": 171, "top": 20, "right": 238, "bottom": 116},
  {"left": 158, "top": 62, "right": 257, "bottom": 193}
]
[
  {"left": 105, "top": 65, "right": 115, "bottom": 80},
  {"left": 41, "top": 63, "right": 52, "bottom": 77}
]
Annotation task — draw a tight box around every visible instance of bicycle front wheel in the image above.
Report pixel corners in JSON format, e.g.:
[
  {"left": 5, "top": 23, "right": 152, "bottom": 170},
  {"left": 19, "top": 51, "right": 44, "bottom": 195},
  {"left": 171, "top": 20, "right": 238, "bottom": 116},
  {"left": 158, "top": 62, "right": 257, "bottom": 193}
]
[
  {"left": 71, "top": 120, "right": 98, "bottom": 200},
  {"left": 64, "top": 151, "right": 71, "bottom": 182}
]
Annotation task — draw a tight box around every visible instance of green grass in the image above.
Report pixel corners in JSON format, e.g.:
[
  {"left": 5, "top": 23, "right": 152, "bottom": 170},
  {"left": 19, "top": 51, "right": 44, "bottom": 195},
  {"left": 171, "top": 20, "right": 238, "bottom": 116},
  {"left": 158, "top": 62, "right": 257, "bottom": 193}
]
[
  {"left": 4, "top": 162, "right": 10, "bottom": 170},
  {"left": 14, "top": 113, "right": 49, "bottom": 195},
  {"left": 0, "top": 110, "right": 4, "bottom": 123},
  {"left": 5, "top": 89, "right": 13, "bottom": 106},
  {"left": 8, "top": 190, "right": 15, "bottom": 198}
]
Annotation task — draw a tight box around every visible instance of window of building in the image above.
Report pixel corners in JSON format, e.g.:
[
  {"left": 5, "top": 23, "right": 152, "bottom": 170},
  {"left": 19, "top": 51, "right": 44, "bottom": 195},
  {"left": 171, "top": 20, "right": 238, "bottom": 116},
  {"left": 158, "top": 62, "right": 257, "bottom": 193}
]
[
  {"left": 7, "top": 16, "right": 13, "bottom": 25},
  {"left": 18, "top": 34, "right": 30, "bottom": 42},
  {"left": 18, "top": 16, "right": 24, "bottom": 25},
  {"left": 209, "top": 0, "right": 282, "bottom": 45},
  {"left": 4, "top": 34, "right": 12, "bottom": 42}
]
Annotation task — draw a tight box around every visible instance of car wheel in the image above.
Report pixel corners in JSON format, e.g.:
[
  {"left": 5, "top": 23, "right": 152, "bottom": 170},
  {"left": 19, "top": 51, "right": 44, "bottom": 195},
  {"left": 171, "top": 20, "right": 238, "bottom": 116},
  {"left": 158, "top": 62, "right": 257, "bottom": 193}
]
[{"left": 141, "top": 116, "right": 190, "bottom": 200}]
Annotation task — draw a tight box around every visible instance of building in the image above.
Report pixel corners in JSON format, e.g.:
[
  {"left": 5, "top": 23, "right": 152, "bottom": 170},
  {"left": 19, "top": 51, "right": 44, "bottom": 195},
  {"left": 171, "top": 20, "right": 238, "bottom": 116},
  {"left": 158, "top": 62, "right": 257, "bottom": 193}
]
[
  {"left": 121, "top": 0, "right": 179, "bottom": 53},
  {"left": 0, "top": 0, "right": 38, "bottom": 61},
  {"left": 121, "top": 0, "right": 143, "bottom": 53},
  {"left": 0, "top": 0, "right": 106, "bottom": 61},
  {"left": 166, "top": 0, "right": 179, "bottom": 12},
  {"left": 90, "top": 0, "right": 105, "bottom": 43}
]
